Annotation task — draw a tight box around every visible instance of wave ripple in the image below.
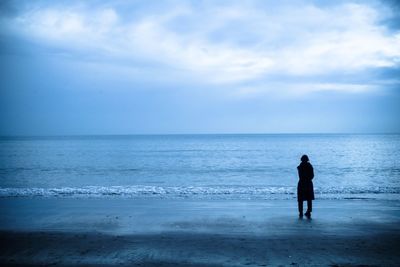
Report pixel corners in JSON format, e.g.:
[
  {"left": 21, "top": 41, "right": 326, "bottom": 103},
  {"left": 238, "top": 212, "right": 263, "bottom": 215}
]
[{"left": 0, "top": 185, "right": 399, "bottom": 200}]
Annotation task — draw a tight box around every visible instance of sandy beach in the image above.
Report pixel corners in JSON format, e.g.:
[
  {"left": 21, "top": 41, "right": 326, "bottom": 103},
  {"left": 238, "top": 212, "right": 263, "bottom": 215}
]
[
  {"left": 2, "top": 0, "right": 400, "bottom": 264},
  {"left": 0, "top": 198, "right": 399, "bottom": 266}
]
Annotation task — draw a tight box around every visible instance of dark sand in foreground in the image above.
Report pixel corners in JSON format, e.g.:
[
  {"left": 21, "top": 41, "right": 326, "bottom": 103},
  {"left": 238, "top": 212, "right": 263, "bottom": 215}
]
[{"left": 0, "top": 198, "right": 399, "bottom": 266}]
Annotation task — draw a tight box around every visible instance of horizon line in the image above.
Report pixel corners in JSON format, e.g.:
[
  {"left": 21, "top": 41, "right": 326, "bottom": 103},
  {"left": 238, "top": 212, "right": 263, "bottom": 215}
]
[{"left": 1, "top": 132, "right": 399, "bottom": 138}]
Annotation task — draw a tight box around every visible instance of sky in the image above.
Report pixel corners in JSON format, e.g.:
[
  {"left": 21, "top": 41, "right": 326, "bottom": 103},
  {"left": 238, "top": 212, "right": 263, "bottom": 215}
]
[{"left": 0, "top": 0, "right": 399, "bottom": 135}]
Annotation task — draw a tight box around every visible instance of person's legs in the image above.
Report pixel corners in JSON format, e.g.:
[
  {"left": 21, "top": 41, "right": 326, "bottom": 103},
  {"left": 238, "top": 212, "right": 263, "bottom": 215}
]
[
  {"left": 305, "top": 200, "right": 312, "bottom": 218},
  {"left": 298, "top": 201, "right": 303, "bottom": 217},
  {"left": 307, "top": 200, "right": 312, "bottom": 213}
]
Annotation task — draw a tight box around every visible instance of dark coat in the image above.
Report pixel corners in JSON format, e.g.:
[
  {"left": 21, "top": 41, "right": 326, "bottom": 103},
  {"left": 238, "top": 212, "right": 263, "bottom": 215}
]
[{"left": 297, "top": 162, "right": 314, "bottom": 201}]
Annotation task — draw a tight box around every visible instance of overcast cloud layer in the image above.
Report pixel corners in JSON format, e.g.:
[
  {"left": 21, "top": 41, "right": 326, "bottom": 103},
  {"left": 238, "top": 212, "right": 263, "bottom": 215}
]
[{"left": 0, "top": 0, "right": 399, "bottom": 134}]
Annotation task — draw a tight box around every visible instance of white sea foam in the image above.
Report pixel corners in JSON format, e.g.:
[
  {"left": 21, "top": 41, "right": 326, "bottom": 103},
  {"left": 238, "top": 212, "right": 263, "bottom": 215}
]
[{"left": 0, "top": 186, "right": 398, "bottom": 200}]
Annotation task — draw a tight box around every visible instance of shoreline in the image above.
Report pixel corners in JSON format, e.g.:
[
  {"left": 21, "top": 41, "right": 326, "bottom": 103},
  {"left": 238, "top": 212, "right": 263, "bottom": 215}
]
[{"left": 1, "top": 198, "right": 399, "bottom": 266}]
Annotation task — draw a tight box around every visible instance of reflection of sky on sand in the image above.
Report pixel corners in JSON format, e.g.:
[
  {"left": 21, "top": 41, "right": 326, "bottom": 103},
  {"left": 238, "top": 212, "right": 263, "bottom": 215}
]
[{"left": 1, "top": 198, "right": 399, "bottom": 235}]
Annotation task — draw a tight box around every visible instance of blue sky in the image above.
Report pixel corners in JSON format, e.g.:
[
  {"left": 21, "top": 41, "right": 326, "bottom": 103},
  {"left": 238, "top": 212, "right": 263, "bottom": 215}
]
[{"left": 0, "top": 0, "right": 399, "bottom": 135}]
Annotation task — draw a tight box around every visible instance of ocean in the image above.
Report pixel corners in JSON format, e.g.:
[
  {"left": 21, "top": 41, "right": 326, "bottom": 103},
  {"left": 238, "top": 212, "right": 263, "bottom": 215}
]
[{"left": 0, "top": 134, "right": 399, "bottom": 200}]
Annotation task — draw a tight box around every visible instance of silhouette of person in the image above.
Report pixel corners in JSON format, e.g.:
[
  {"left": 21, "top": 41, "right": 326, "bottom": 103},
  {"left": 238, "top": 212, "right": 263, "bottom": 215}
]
[{"left": 297, "top": 155, "right": 314, "bottom": 219}]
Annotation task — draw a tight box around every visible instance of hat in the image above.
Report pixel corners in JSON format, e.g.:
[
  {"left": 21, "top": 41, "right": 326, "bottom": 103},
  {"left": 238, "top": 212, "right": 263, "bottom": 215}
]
[{"left": 301, "top": 155, "right": 309, "bottom": 162}]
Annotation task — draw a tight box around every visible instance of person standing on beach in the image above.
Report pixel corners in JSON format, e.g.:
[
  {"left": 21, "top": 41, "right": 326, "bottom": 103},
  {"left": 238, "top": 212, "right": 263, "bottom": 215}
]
[{"left": 297, "top": 155, "right": 314, "bottom": 219}]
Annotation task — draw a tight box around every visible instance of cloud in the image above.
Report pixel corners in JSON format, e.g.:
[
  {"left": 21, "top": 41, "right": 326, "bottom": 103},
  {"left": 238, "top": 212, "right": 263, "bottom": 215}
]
[
  {"left": 232, "top": 82, "right": 380, "bottom": 100},
  {"left": 2, "top": 0, "right": 400, "bottom": 93}
]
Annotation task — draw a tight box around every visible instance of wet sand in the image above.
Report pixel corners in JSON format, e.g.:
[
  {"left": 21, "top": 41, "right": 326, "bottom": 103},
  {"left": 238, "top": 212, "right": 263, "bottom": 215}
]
[{"left": 0, "top": 198, "right": 399, "bottom": 266}]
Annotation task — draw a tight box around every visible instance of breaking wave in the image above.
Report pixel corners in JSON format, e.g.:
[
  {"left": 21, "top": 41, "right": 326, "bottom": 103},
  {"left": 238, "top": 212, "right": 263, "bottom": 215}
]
[{"left": 0, "top": 185, "right": 399, "bottom": 200}]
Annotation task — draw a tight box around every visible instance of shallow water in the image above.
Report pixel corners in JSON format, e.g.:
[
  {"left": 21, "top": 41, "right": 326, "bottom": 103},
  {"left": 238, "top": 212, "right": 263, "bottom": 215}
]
[{"left": 0, "top": 134, "right": 399, "bottom": 199}]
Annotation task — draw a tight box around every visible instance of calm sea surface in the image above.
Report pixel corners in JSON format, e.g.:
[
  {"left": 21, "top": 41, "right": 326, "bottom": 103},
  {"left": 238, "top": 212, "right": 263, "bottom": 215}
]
[{"left": 0, "top": 134, "right": 399, "bottom": 199}]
